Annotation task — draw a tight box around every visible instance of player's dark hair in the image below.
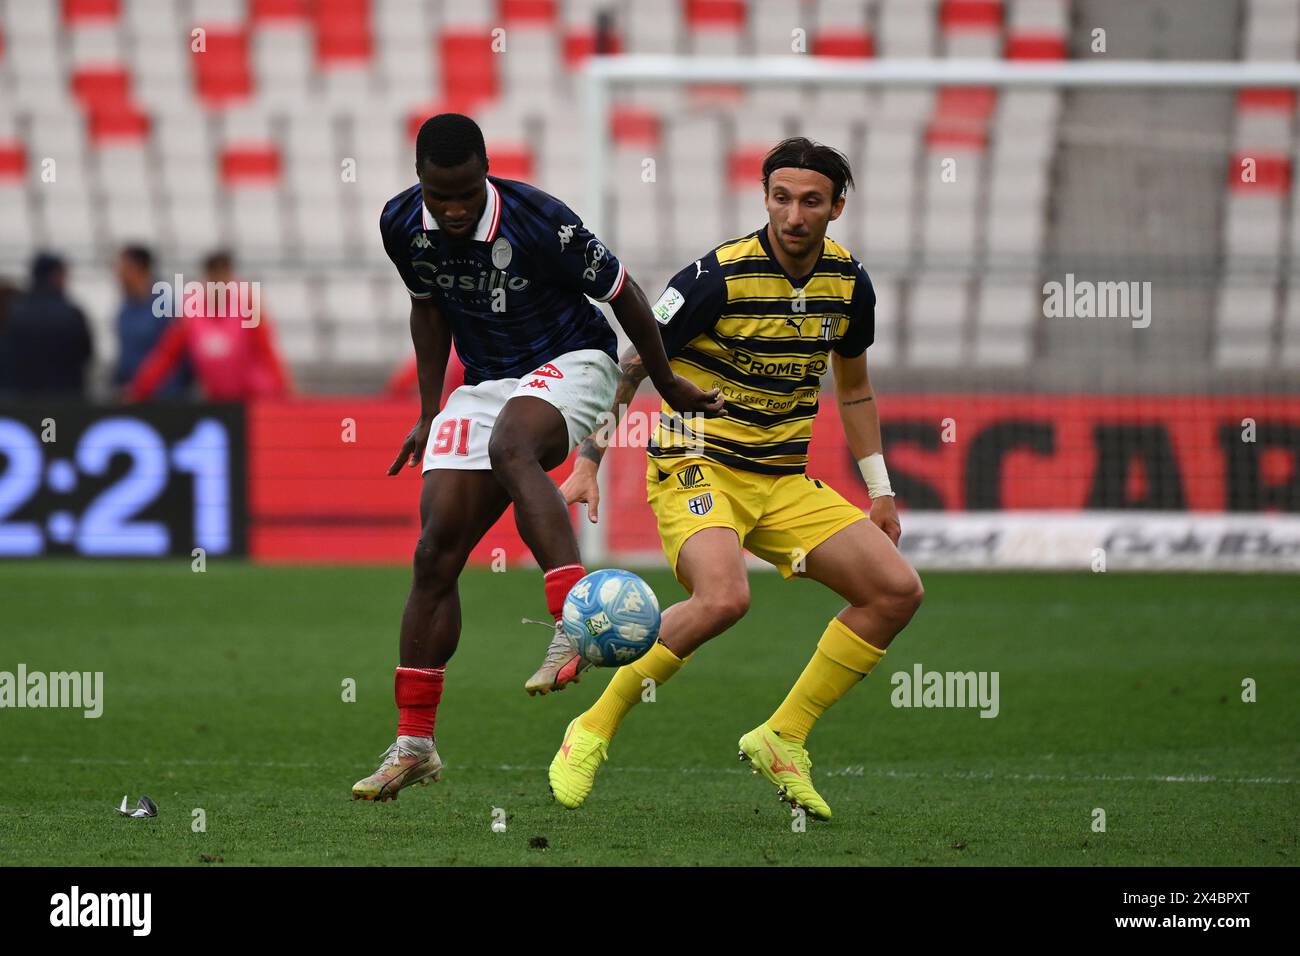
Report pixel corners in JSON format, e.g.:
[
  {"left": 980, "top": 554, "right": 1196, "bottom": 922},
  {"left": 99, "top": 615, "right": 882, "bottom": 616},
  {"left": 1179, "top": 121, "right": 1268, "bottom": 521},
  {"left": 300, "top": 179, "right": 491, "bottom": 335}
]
[
  {"left": 762, "top": 137, "right": 854, "bottom": 201},
  {"left": 30, "top": 251, "right": 65, "bottom": 288},
  {"left": 121, "top": 244, "right": 153, "bottom": 273},
  {"left": 203, "top": 250, "right": 234, "bottom": 274},
  {"left": 416, "top": 113, "right": 488, "bottom": 172}
]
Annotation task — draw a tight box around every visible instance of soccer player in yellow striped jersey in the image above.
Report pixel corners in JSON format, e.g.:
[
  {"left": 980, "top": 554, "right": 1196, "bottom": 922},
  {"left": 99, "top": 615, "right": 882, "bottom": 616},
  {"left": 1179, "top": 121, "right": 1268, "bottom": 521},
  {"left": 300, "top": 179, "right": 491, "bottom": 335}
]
[{"left": 547, "top": 138, "right": 924, "bottom": 820}]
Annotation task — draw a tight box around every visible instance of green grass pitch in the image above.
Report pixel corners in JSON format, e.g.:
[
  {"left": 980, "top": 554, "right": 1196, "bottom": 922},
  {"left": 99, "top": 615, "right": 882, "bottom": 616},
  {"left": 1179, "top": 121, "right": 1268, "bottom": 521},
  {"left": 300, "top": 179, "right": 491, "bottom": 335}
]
[{"left": 0, "top": 562, "right": 1296, "bottom": 866}]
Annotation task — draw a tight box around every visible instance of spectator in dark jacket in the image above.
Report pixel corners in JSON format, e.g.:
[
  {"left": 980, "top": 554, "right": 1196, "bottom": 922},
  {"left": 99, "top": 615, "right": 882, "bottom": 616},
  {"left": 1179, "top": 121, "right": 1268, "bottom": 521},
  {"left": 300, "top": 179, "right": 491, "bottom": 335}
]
[
  {"left": 1, "top": 253, "right": 94, "bottom": 397},
  {"left": 112, "top": 244, "right": 190, "bottom": 396},
  {"left": 0, "top": 277, "right": 17, "bottom": 389}
]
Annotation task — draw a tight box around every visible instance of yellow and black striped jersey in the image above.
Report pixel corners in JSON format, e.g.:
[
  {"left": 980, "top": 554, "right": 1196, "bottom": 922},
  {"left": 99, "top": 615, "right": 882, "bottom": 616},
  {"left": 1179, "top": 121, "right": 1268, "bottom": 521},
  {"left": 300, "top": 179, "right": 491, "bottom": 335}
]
[{"left": 647, "top": 227, "right": 875, "bottom": 476}]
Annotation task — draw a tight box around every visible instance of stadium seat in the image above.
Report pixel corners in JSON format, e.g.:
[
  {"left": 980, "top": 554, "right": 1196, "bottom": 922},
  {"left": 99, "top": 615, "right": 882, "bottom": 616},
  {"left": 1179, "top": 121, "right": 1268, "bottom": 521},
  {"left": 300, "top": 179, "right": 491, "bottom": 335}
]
[
  {"left": 9, "top": 0, "right": 1294, "bottom": 382},
  {"left": 907, "top": 276, "right": 970, "bottom": 366},
  {"left": 1215, "top": 281, "right": 1279, "bottom": 368}
]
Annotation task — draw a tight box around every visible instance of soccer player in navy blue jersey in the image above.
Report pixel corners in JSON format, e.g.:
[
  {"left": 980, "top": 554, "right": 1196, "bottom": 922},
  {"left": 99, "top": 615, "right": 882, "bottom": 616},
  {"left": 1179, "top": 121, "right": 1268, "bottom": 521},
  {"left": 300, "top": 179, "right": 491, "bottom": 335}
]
[{"left": 353, "top": 113, "right": 723, "bottom": 801}]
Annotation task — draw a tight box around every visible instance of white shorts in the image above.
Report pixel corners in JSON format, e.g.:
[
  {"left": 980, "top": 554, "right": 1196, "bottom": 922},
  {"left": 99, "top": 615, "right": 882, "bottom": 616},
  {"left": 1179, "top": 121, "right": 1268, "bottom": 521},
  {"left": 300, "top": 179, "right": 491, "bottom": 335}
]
[{"left": 422, "top": 348, "right": 620, "bottom": 472}]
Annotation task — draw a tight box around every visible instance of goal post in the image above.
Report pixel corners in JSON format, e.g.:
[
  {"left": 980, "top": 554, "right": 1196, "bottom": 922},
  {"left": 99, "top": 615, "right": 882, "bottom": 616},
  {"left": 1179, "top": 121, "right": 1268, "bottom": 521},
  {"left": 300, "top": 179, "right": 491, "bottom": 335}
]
[{"left": 575, "top": 56, "right": 1300, "bottom": 570}]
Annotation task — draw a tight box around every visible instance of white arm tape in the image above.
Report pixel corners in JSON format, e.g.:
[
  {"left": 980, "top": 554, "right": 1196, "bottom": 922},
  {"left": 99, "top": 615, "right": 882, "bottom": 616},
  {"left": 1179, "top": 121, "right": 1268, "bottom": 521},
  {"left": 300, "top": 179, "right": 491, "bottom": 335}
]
[{"left": 857, "top": 453, "right": 894, "bottom": 499}]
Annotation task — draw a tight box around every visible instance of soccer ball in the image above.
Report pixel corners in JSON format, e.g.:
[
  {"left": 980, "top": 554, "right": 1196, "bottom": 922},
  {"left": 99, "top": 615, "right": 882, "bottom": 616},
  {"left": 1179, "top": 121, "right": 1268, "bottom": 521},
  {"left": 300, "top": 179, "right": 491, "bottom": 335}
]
[{"left": 562, "top": 569, "right": 661, "bottom": 667}]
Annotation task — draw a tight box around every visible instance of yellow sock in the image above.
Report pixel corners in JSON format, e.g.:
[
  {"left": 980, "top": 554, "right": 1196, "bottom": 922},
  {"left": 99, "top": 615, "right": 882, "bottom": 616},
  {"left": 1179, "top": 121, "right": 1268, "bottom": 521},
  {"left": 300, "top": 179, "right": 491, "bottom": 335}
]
[
  {"left": 768, "top": 617, "right": 885, "bottom": 745},
  {"left": 580, "top": 641, "right": 687, "bottom": 739}
]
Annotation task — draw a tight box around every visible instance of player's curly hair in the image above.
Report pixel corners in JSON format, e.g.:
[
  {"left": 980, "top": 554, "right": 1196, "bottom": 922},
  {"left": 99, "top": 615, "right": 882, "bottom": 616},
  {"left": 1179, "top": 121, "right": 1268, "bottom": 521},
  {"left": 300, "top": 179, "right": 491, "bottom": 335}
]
[
  {"left": 762, "top": 137, "right": 854, "bottom": 200},
  {"left": 416, "top": 113, "right": 488, "bottom": 171}
]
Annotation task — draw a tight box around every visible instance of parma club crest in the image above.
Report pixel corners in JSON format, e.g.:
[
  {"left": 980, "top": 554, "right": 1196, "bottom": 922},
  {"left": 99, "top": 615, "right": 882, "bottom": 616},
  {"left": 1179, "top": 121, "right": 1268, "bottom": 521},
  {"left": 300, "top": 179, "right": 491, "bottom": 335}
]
[{"left": 687, "top": 492, "right": 713, "bottom": 516}]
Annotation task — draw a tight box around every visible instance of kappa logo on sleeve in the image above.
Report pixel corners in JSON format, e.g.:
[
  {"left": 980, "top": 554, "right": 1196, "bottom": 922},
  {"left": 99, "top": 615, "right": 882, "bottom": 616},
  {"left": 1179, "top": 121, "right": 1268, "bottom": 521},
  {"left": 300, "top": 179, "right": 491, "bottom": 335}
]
[{"left": 653, "top": 287, "right": 685, "bottom": 325}]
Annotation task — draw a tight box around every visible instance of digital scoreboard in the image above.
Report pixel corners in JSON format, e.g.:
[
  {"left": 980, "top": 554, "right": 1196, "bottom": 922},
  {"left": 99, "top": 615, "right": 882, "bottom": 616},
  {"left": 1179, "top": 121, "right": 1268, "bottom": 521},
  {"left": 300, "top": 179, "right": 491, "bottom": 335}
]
[{"left": 0, "top": 404, "right": 246, "bottom": 558}]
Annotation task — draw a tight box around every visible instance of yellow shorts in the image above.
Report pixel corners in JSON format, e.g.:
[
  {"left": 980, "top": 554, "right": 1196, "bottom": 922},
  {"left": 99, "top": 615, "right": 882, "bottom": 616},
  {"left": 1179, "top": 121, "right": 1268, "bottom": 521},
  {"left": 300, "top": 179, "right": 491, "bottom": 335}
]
[{"left": 646, "top": 458, "right": 867, "bottom": 581}]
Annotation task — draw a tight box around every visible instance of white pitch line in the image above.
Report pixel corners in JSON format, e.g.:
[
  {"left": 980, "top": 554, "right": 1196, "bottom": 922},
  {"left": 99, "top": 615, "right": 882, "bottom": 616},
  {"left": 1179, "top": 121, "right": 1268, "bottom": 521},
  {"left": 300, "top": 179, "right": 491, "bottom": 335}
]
[{"left": 1, "top": 754, "right": 1293, "bottom": 785}]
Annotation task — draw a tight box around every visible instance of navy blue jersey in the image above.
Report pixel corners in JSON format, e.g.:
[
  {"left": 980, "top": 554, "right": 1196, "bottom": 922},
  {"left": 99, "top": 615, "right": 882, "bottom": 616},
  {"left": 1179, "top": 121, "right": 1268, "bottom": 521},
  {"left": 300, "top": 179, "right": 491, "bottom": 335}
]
[{"left": 380, "top": 176, "right": 623, "bottom": 385}]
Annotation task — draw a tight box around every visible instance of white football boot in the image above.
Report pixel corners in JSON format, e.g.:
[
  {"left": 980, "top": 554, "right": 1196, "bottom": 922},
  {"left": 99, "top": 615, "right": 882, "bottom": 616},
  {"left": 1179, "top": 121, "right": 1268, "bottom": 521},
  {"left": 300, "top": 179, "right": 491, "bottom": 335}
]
[
  {"left": 351, "top": 735, "right": 442, "bottom": 801},
  {"left": 524, "top": 619, "right": 592, "bottom": 696}
]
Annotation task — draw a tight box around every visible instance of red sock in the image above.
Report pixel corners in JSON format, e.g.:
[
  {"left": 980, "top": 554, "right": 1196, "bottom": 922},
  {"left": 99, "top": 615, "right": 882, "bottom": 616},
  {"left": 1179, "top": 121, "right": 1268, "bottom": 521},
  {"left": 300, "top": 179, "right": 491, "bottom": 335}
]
[
  {"left": 544, "top": 563, "right": 586, "bottom": 621},
  {"left": 394, "top": 666, "right": 444, "bottom": 738}
]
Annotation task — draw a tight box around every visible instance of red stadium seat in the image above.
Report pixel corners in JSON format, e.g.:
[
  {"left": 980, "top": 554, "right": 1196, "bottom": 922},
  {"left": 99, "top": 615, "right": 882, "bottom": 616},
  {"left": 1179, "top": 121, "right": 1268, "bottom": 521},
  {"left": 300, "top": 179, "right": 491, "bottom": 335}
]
[
  {"left": 71, "top": 67, "right": 131, "bottom": 110},
  {"left": 63, "top": 0, "right": 119, "bottom": 23},
  {"left": 812, "top": 33, "right": 875, "bottom": 59},
  {"left": 683, "top": 0, "right": 746, "bottom": 30},
  {"left": 1228, "top": 152, "right": 1291, "bottom": 194},
  {"left": 935, "top": 86, "right": 997, "bottom": 120},
  {"left": 0, "top": 143, "right": 26, "bottom": 179},
  {"left": 194, "top": 29, "right": 253, "bottom": 107},
  {"left": 316, "top": 0, "right": 372, "bottom": 65},
  {"left": 727, "top": 146, "right": 768, "bottom": 192},
  {"left": 1005, "top": 33, "right": 1067, "bottom": 60},
  {"left": 500, "top": 0, "right": 557, "bottom": 24},
  {"left": 926, "top": 87, "right": 996, "bottom": 149},
  {"left": 486, "top": 144, "right": 534, "bottom": 181},
  {"left": 940, "top": 0, "right": 1003, "bottom": 31},
  {"left": 88, "top": 105, "right": 150, "bottom": 144},
  {"left": 563, "top": 29, "right": 624, "bottom": 69},
  {"left": 925, "top": 125, "right": 988, "bottom": 149},
  {"left": 221, "top": 145, "right": 282, "bottom": 184},
  {"left": 251, "top": 0, "right": 311, "bottom": 20},
  {"left": 440, "top": 31, "right": 498, "bottom": 111},
  {"left": 610, "top": 107, "right": 661, "bottom": 148},
  {"left": 1237, "top": 88, "right": 1298, "bottom": 113}
]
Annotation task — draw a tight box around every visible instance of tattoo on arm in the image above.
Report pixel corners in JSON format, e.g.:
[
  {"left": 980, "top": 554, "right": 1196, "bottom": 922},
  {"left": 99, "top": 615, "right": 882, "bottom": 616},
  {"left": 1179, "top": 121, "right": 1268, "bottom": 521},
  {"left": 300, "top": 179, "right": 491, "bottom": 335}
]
[
  {"left": 581, "top": 352, "right": 649, "bottom": 465},
  {"left": 841, "top": 395, "right": 874, "bottom": 406}
]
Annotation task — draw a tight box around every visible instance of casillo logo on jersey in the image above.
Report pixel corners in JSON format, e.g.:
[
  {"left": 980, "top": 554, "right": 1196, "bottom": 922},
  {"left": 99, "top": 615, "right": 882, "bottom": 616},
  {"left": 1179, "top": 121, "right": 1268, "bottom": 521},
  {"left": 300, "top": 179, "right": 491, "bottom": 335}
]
[
  {"left": 687, "top": 492, "right": 713, "bottom": 516},
  {"left": 413, "top": 264, "right": 531, "bottom": 293}
]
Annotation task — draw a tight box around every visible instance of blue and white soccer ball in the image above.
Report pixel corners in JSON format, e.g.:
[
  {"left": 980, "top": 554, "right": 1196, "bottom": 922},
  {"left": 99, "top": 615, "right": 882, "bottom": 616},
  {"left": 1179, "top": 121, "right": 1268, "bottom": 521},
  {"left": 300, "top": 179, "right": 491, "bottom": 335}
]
[{"left": 562, "top": 569, "right": 661, "bottom": 667}]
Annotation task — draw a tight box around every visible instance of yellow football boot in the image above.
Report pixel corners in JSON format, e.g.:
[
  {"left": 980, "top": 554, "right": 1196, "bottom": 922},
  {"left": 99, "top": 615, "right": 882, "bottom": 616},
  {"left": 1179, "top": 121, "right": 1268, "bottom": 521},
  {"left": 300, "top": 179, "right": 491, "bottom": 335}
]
[
  {"left": 548, "top": 717, "right": 610, "bottom": 809},
  {"left": 738, "top": 722, "right": 831, "bottom": 821}
]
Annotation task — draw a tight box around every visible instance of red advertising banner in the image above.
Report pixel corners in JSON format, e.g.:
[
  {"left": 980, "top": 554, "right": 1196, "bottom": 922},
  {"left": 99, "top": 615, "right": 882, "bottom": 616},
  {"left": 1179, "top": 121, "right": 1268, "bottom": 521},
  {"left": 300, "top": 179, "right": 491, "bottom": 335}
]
[{"left": 248, "top": 395, "right": 1300, "bottom": 564}]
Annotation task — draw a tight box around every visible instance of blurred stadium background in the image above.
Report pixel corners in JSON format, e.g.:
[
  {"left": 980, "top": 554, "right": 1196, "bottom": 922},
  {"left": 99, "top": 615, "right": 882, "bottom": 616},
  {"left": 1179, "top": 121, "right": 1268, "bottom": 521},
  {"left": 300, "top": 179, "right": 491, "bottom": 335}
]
[{"left": 0, "top": 0, "right": 1297, "bottom": 570}]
